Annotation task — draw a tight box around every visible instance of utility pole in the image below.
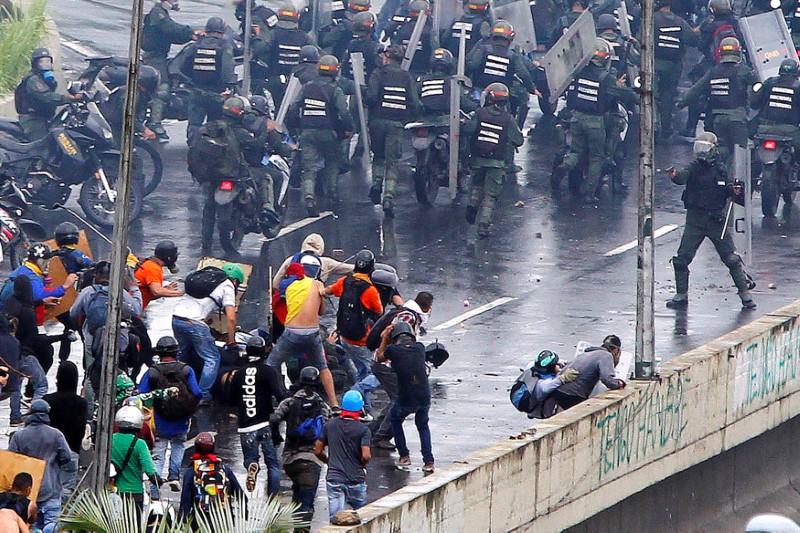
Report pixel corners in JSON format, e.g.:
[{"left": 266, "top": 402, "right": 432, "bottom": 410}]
[
  {"left": 635, "top": 0, "right": 655, "bottom": 379},
  {"left": 90, "top": 0, "right": 145, "bottom": 493},
  {"left": 241, "top": 0, "right": 252, "bottom": 96}
]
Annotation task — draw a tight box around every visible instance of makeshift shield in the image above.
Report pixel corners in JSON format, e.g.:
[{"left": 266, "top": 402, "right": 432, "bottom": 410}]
[
  {"left": 275, "top": 74, "right": 301, "bottom": 127},
  {"left": 351, "top": 52, "right": 372, "bottom": 176},
  {"left": 0, "top": 451, "right": 46, "bottom": 502},
  {"left": 44, "top": 230, "right": 93, "bottom": 321},
  {"left": 401, "top": 11, "right": 429, "bottom": 70},
  {"left": 542, "top": 10, "right": 596, "bottom": 104},
  {"left": 490, "top": 0, "right": 537, "bottom": 53},
  {"left": 731, "top": 144, "right": 753, "bottom": 265},
  {"left": 740, "top": 10, "right": 799, "bottom": 81},
  {"left": 196, "top": 257, "right": 252, "bottom": 337}
]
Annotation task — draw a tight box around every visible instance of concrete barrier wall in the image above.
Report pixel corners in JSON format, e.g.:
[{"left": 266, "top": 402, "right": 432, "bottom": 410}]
[{"left": 319, "top": 301, "right": 800, "bottom": 533}]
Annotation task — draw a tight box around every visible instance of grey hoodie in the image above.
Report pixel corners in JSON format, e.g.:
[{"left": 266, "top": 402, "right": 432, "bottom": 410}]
[
  {"left": 556, "top": 346, "right": 623, "bottom": 399},
  {"left": 272, "top": 233, "right": 354, "bottom": 285}
]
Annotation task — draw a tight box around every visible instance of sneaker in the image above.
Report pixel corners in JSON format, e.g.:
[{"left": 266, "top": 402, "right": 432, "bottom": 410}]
[
  {"left": 305, "top": 197, "right": 319, "bottom": 218},
  {"left": 396, "top": 456, "right": 411, "bottom": 468},
  {"left": 168, "top": 480, "right": 181, "bottom": 492},
  {"left": 359, "top": 413, "right": 374, "bottom": 423},
  {"left": 198, "top": 398, "right": 213, "bottom": 408},
  {"left": 741, "top": 297, "right": 757, "bottom": 310},
  {"left": 152, "top": 126, "right": 170, "bottom": 144},
  {"left": 372, "top": 439, "right": 396, "bottom": 450},
  {"left": 422, "top": 462, "right": 435, "bottom": 473},
  {"left": 666, "top": 295, "right": 688, "bottom": 309},
  {"left": 9, "top": 418, "right": 22, "bottom": 427},
  {"left": 246, "top": 463, "right": 260, "bottom": 492}
]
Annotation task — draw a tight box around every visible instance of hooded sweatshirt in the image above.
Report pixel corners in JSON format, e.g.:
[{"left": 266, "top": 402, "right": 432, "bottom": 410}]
[
  {"left": 0, "top": 314, "right": 22, "bottom": 393},
  {"left": 44, "top": 362, "right": 89, "bottom": 452},
  {"left": 8, "top": 399, "right": 75, "bottom": 503},
  {"left": 556, "top": 346, "right": 623, "bottom": 399},
  {"left": 272, "top": 233, "right": 354, "bottom": 286},
  {"left": 5, "top": 275, "right": 43, "bottom": 355}
]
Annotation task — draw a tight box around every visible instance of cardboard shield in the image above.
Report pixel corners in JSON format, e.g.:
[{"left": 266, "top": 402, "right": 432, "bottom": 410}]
[
  {"left": 350, "top": 52, "right": 372, "bottom": 176},
  {"left": 490, "top": 0, "right": 537, "bottom": 53},
  {"left": 542, "top": 10, "right": 596, "bottom": 104},
  {"left": 195, "top": 257, "right": 252, "bottom": 337},
  {"left": 401, "top": 12, "right": 429, "bottom": 71},
  {"left": 740, "top": 10, "right": 799, "bottom": 81},
  {"left": 44, "top": 230, "right": 94, "bottom": 322},
  {"left": 0, "top": 450, "right": 47, "bottom": 502},
  {"left": 275, "top": 75, "right": 302, "bottom": 127}
]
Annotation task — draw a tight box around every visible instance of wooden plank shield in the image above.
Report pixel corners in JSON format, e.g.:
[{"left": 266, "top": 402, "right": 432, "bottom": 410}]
[
  {"left": 0, "top": 450, "right": 47, "bottom": 502},
  {"left": 196, "top": 256, "right": 252, "bottom": 337},
  {"left": 44, "top": 230, "right": 94, "bottom": 322}
]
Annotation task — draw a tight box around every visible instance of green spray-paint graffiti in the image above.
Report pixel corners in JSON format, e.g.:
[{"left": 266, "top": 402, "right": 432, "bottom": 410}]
[
  {"left": 736, "top": 321, "right": 800, "bottom": 411},
  {"left": 596, "top": 374, "right": 689, "bottom": 481}
]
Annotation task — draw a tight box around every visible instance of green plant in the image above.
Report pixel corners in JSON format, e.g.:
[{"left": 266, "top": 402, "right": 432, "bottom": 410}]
[
  {"left": 0, "top": 0, "right": 47, "bottom": 95},
  {"left": 57, "top": 490, "right": 310, "bottom": 533}
]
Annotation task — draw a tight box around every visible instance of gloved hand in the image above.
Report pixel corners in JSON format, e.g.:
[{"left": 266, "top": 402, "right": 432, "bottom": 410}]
[
  {"left": 617, "top": 379, "right": 627, "bottom": 389},
  {"left": 559, "top": 368, "right": 579, "bottom": 383}
]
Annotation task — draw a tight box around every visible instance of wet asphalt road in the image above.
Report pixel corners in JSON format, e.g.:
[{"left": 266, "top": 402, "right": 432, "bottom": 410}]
[{"left": 3, "top": 0, "right": 800, "bottom": 526}]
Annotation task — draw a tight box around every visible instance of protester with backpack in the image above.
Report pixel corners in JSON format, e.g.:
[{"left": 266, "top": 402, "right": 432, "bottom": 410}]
[
  {"left": 111, "top": 406, "right": 160, "bottom": 508},
  {"left": 138, "top": 336, "right": 203, "bottom": 496},
  {"left": 171, "top": 263, "right": 243, "bottom": 404},
  {"left": 510, "top": 351, "right": 579, "bottom": 419},
  {"left": 271, "top": 366, "right": 332, "bottom": 524},
  {"left": 229, "top": 336, "right": 285, "bottom": 496},
  {"left": 178, "top": 432, "right": 244, "bottom": 521},
  {"left": 271, "top": 233, "right": 353, "bottom": 287}
]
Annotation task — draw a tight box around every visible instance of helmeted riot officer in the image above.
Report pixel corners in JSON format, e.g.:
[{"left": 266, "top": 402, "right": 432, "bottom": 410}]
[
  {"left": 287, "top": 55, "right": 355, "bottom": 217},
  {"left": 177, "top": 16, "right": 236, "bottom": 145},
  {"left": 653, "top": 0, "right": 697, "bottom": 136},
  {"left": 442, "top": 0, "right": 492, "bottom": 59},
  {"left": 387, "top": 0, "right": 440, "bottom": 74},
  {"left": 678, "top": 37, "right": 756, "bottom": 163},
  {"left": 417, "top": 48, "right": 478, "bottom": 118},
  {"left": 255, "top": 5, "right": 312, "bottom": 110},
  {"left": 462, "top": 82, "right": 523, "bottom": 239},
  {"left": 15, "top": 48, "right": 81, "bottom": 140},
  {"left": 141, "top": 0, "right": 197, "bottom": 142},
  {"left": 666, "top": 132, "right": 756, "bottom": 310},
  {"left": 697, "top": 0, "right": 741, "bottom": 66},
  {"left": 549, "top": 0, "right": 586, "bottom": 49},
  {"left": 292, "top": 45, "right": 321, "bottom": 85},
  {"left": 596, "top": 14, "right": 639, "bottom": 79},
  {"left": 751, "top": 59, "right": 800, "bottom": 160},
  {"left": 366, "top": 45, "right": 422, "bottom": 216},
  {"left": 342, "top": 11, "right": 384, "bottom": 83},
  {"left": 319, "top": 0, "right": 371, "bottom": 60}
]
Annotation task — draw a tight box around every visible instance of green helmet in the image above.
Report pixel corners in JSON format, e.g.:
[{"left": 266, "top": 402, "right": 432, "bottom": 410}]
[
  {"left": 490, "top": 20, "right": 515, "bottom": 43},
  {"left": 353, "top": 11, "right": 376, "bottom": 33},
  {"left": 485, "top": 82, "right": 510, "bottom": 105},
  {"left": 318, "top": 55, "right": 340, "bottom": 77},
  {"left": 222, "top": 263, "right": 245, "bottom": 284},
  {"left": 116, "top": 373, "right": 136, "bottom": 404},
  {"left": 348, "top": 0, "right": 371, "bottom": 12},
  {"left": 707, "top": 0, "right": 732, "bottom": 14},
  {"left": 718, "top": 36, "right": 741, "bottom": 63},
  {"left": 223, "top": 96, "right": 251, "bottom": 118}
]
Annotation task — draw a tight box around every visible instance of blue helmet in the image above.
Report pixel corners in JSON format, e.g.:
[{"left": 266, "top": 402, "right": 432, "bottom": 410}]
[{"left": 342, "top": 390, "right": 364, "bottom": 412}]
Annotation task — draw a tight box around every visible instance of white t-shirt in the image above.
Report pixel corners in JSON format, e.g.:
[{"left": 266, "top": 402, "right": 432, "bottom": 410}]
[{"left": 173, "top": 279, "right": 237, "bottom": 322}]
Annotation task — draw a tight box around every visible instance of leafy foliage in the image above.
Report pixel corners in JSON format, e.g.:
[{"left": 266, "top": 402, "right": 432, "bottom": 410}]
[{"left": 0, "top": 0, "right": 47, "bottom": 95}]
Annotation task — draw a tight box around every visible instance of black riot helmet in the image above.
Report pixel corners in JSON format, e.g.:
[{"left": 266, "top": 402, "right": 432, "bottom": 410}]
[
  {"left": 596, "top": 13, "right": 617, "bottom": 32},
  {"left": 299, "top": 366, "right": 321, "bottom": 386},
  {"left": 154, "top": 240, "right": 179, "bottom": 270},
  {"left": 708, "top": 0, "right": 732, "bottom": 14},
  {"left": 780, "top": 59, "right": 800, "bottom": 77},
  {"left": 93, "top": 260, "right": 112, "bottom": 285},
  {"left": 245, "top": 335, "right": 267, "bottom": 362},
  {"left": 31, "top": 48, "right": 53, "bottom": 71},
  {"left": 430, "top": 48, "right": 454, "bottom": 74},
  {"left": 348, "top": 0, "right": 371, "bottom": 12},
  {"left": 301, "top": 45, "right": 320, "bottom": 64},
  {"left": 250, "top": 95, "right": 270, "bottom": 116},
  {"left": 533, "top": 350, "right": 559, "bottom": 374},
  {"left": 205, "top": 16, "right": 227, "bottom": 34},
  {"left": 408, "top": 0, "right": 430, "bottom": 17},
  {"left": 154, "top": 336, "right": 180, "bottom": 357},
  {"left": 354, "top": 249, "right": 376, "bottom": 273},
  {"left": 138, "top": 65, "right": 161, "bottom": 97},
  {"left": 465, "top": 0, "right": 490, "bottom": 13},
  {"left": 54, "top": 222, "right": 80, "bottom": 246}
]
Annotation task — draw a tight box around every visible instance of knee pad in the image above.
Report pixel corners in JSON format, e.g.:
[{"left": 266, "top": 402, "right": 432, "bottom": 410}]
[{"left": 722, "top": 253, "right": 743, "bottom": 270}]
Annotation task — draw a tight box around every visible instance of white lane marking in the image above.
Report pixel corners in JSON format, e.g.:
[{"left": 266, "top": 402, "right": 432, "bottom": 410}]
[
  {"left": 430, "top": 297, "right": 517, "bottom": 331},
  {"left": 261, "top": 211, "right": 334, "bottom": 242},
  {"left": 61, "top": 39, "right": 101, "bottom": 58},
  {"left": 603, "top": 224, "right": 680, "bottom": 257}
]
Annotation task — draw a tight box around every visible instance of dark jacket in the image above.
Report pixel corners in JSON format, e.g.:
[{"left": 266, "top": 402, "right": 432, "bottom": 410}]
[
  {"left": 43, "top": 361, "right": 88, "bottom": 452},
  {"left": 5, "top": 275, "right": 41, "bottom": 354},
  {"left": 0, "top": 315, "right": 22, "bottom": 394},
  {"left": 178, "top": 455, "right": 244, "bottom": 519},
  {"left": 229, "top": 362, "right": 285, "bottom": 433},
  {"left": 556, "top": 346, "right": 623, "bottom": 399}
]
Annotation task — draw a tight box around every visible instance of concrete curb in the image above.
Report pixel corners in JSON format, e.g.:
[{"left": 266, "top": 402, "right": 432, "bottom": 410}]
[{"left": 0, "top": 4, "right": 64, "bottom": 119}]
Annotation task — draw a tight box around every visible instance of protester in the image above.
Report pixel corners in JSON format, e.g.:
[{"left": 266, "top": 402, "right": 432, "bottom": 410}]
[
  {"left": 178, "top": 433, "right": 245, "bottom": 520},
  {"left": 0, "top": 473, "right": 37, "bottom": 527},
  {"left": 112, "top": 406, "right": 160, "bottom": 508},
  {"left": 0, "top": 314, "right": 47, "bottom": 428},
  {"left": 552, "top": 335, "right": 626, "bottom": 409}
]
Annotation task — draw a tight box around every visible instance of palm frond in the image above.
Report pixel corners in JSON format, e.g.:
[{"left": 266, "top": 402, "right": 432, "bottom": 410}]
[{"left": 194, "top": 495, "right": 310, "bottom": 533}]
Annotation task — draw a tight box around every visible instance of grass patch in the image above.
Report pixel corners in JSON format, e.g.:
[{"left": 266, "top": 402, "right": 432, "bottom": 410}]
[{"left": 0, "top": 0, "right": 48, "bottom": 95}]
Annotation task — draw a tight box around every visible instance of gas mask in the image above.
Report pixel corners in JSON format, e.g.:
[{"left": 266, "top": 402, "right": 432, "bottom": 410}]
[
  {"left": 693, "top": 132, "right": 718, "bottom": 161},
  {"left": 41, "top": 71, "right": 57, "bottom": 89},
  {"left": 37, "top": 258, "right": 51, "bottom": 275}
]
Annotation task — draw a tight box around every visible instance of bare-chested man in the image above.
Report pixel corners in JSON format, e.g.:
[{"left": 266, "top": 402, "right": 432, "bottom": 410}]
[{"left": 266, "top": 260, "right": 340, "bottom": 407}]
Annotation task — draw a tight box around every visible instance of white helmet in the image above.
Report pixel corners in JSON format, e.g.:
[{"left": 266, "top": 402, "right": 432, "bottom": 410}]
[
  {"left": 115, "top": 405, "right": 143, "bottom": 430},
  {"left": 746, "top": 514, "right": 800, "bottom": 533}
]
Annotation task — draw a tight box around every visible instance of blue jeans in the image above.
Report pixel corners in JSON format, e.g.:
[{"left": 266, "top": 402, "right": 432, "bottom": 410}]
[
  {"left": 240, "top": 425, "right": 281, "bottom": 496},
  {"left": 150, "top": 431, "right": 187, "bottom": 499},
  {"left": 172, "top": 317, "right": 219, "bottom": 401},
  {"left": 390, "top": 402, "right": 434, "bottom": 464},
  {"left": 326, "top": 481, "right": 367, "bottom": 520},
  {"left": 60, "top": 450, "right": 80, "bottom": 504},
  {"left": 36, "top": 496, "right": 62, "bottom": 530},
  {"left": 10, "top": 355, "right": 48, "bottom": 420},
  {"left": 267, "top": 328, "right": 328, "bottom": 370},
  {"left": 351, "top": 373, "right": 380, "bottom": 413},
  {"left": 341, "top": 340, "right": 373, "bottom": 383}
]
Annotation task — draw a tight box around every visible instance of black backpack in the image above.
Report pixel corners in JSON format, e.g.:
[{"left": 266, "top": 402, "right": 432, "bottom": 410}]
[
  {"left": 184, "top": 266, "right": 228, "bottom": 302},
  {"left": 187, "top": 120, "right": 242, "bottom": 181},
  {"left": 510, "top": 367, "right": 557, "bottom": 419},
  {"left": 286, "top": 394, "right": 325, "bottom": 447},
  {"left": 336, "top": 275, "right": 372, "bottom": 341},
  {"left": 148, "top": 362, "right": 200, "bottom": 420}
]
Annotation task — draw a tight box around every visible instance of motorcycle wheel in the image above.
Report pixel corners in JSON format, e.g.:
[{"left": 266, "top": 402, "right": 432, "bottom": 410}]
[
  {"left": 78, "top": 154, "right": 144, "bottom": 228},
  {"left": 135, "top": 139, "right": 163, "bottom": 197},
  {"left": 218, "top": 219, "right": 245, "bottom": 253},
  {"left": 413, "top": 152, "right": 439, "bottom": 206},
  {"left": 761, "top": 170, "right": 780, "bottom": 218}
]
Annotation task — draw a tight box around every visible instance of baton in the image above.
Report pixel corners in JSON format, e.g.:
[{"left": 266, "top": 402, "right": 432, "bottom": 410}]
[{"left": 720, "top": 200, "right": 734, "bottom": 240}]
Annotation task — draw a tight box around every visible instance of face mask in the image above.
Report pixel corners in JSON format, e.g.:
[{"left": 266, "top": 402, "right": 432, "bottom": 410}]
[
  {"left": 168, "top": 264, "right": 180, "bottom": 274},
  {"left": 41, "top": 70, "right": 56, "bottom": 86}
]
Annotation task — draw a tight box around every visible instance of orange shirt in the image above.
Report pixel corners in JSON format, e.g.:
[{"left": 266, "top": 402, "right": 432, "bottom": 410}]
[
  {"left": 134, "top": 258, "right": 163, "bottom": 309},
  {"left": 329, "top": 272, "right": 383, "bottom": 345}
]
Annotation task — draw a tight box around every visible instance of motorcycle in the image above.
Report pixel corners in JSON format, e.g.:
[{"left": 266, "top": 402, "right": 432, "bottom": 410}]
[
  {"left": 0, "top": 176, "right": 46, "bottom": 268},
  {"left": 754, "top": 133, "right": 799, "bottom": 217},
  {"left": 0, "top": 86, "right": 144, "bottom": 228},
  {"left": 263, "top": 152, "right": 290, "bottom": 239},
  {"left": 212, "top": 172, "right": 274, "bottom": 253},
  {"left": 405, "top": 119, "right": 450, "bottom": 205}
]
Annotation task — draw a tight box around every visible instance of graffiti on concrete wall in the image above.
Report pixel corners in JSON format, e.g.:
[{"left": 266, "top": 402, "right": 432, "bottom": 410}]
[{"left": 596, "top": 374, "right": 689, "bottom": 481}]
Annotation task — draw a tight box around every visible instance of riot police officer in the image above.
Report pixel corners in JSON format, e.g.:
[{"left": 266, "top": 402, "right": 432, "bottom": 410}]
[
  {"left": 665, "top": 132, "right": 756, "bottom": 310},
  {"left": 653, "top": 0, "right": 696, "bottom": 136},
  {"left": 596, "top": 14, "right": 639, "bottom": 79},
  {"left": 319, "top": 0, "right": 371, "bottom": 60},
  {"left": 417, "top": 48, "right": 478, "bottom": 119},
  {"left": 697, "top": 0, "right": 741, "bottom": 66},
  {"left": 462, "top": 83, "right": 523, "bottom": 238},
  {"left": 678, "top": 37, "right": 756, "bottom": 163},
  {"left": 178, "top": 16, "right": 236, "bottom": 144},
  {"left": 15, "top": 48, "right": 81, "bottom": 140},
  {"left": 442, "top": 0, "right": 492, "bottom": 59},
  {"left": 387, "top": 0, "right": 439, "bottom": 74},
  {"left": 141, "top": 0, "right": 196, "bottom": 142},
  {"left": 342, "top": 11, "right": 384, "bottom": 84},
  {"left": 293, "top": 45, "right": 322, "bottom": 84},
  {"left": 549, "top": 0, "right": 586, "bottom": 49},
  {"left": 288, "top": 55, "right": 355, "bottom": 217},
  {"left": 366, "top": 45, "right": 422, "bottom": 216},
  {"left": 751, "top": 59, "right": 800, "bottom": 157}
]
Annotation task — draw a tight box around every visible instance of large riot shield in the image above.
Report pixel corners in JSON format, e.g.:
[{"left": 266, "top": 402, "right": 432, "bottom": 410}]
[
  {"left": 740, "top": 10, "right": 799, "bottom": 81},
  {"left": 616, "top": 1, "right": 639, "bottom": 85},
  {"left": 542, "top": 10, "right": 596, "bottom": 104},
  {"left": 275, "top": 75, "right": 302, "bottom": 127},
  {"left": 490, "top": 0, "right": 537, "bottom": 53},
  {"left": 351, "top": 52, "right": 372, "bottom": 176},
  {"left": 401, "top": 12, "right": 429, "bottom": 71},
  {"left": 448, "top": 27, "right": 467, "bottom": 200},
  {"left": 312, "top": 0, "right": 333, "bottom": 36},
  {"left": 731, "top": 144, "right": 753, "bottom": 266},
  {"left": 433, "top": 0, "right": 463, "bottom": 32}
]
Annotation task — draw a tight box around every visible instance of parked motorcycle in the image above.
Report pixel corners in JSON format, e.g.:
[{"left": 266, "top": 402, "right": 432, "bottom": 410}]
[
  {"left": 0, "top": 86, "right": 143, "bottom": 228},
  {"left": 0, "top": 175, "right": 46, "bottom": 268},
  {"left": 754, "top": 133, "right": 798, "bottom": 217},
  {"left": 405, "top": 119, "right": 450, "bottom": 205}
]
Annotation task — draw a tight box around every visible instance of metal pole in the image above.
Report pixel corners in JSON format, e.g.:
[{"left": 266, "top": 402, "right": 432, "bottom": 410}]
[
  {"left": 241, "top": 0, "right": 252, "bottom": 96},
  {"left": 90, "top": 0, "right": 144, "bottom": 493},
  {"left": 635, "top": 0, "right": 655, "bottom": 379}
]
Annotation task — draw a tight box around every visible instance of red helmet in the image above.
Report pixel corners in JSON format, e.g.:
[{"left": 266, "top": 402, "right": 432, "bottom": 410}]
[{"left": 195, "top": 432, "right": 215, "bottom": 454}]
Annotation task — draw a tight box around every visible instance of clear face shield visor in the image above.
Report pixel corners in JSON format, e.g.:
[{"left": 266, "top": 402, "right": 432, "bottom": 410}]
[
  {"left": 35, "top": 57, "right": 53, "bottom": 71},
  {"left": 693, "top": 139, "right": 716, "bottom": 157}
]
